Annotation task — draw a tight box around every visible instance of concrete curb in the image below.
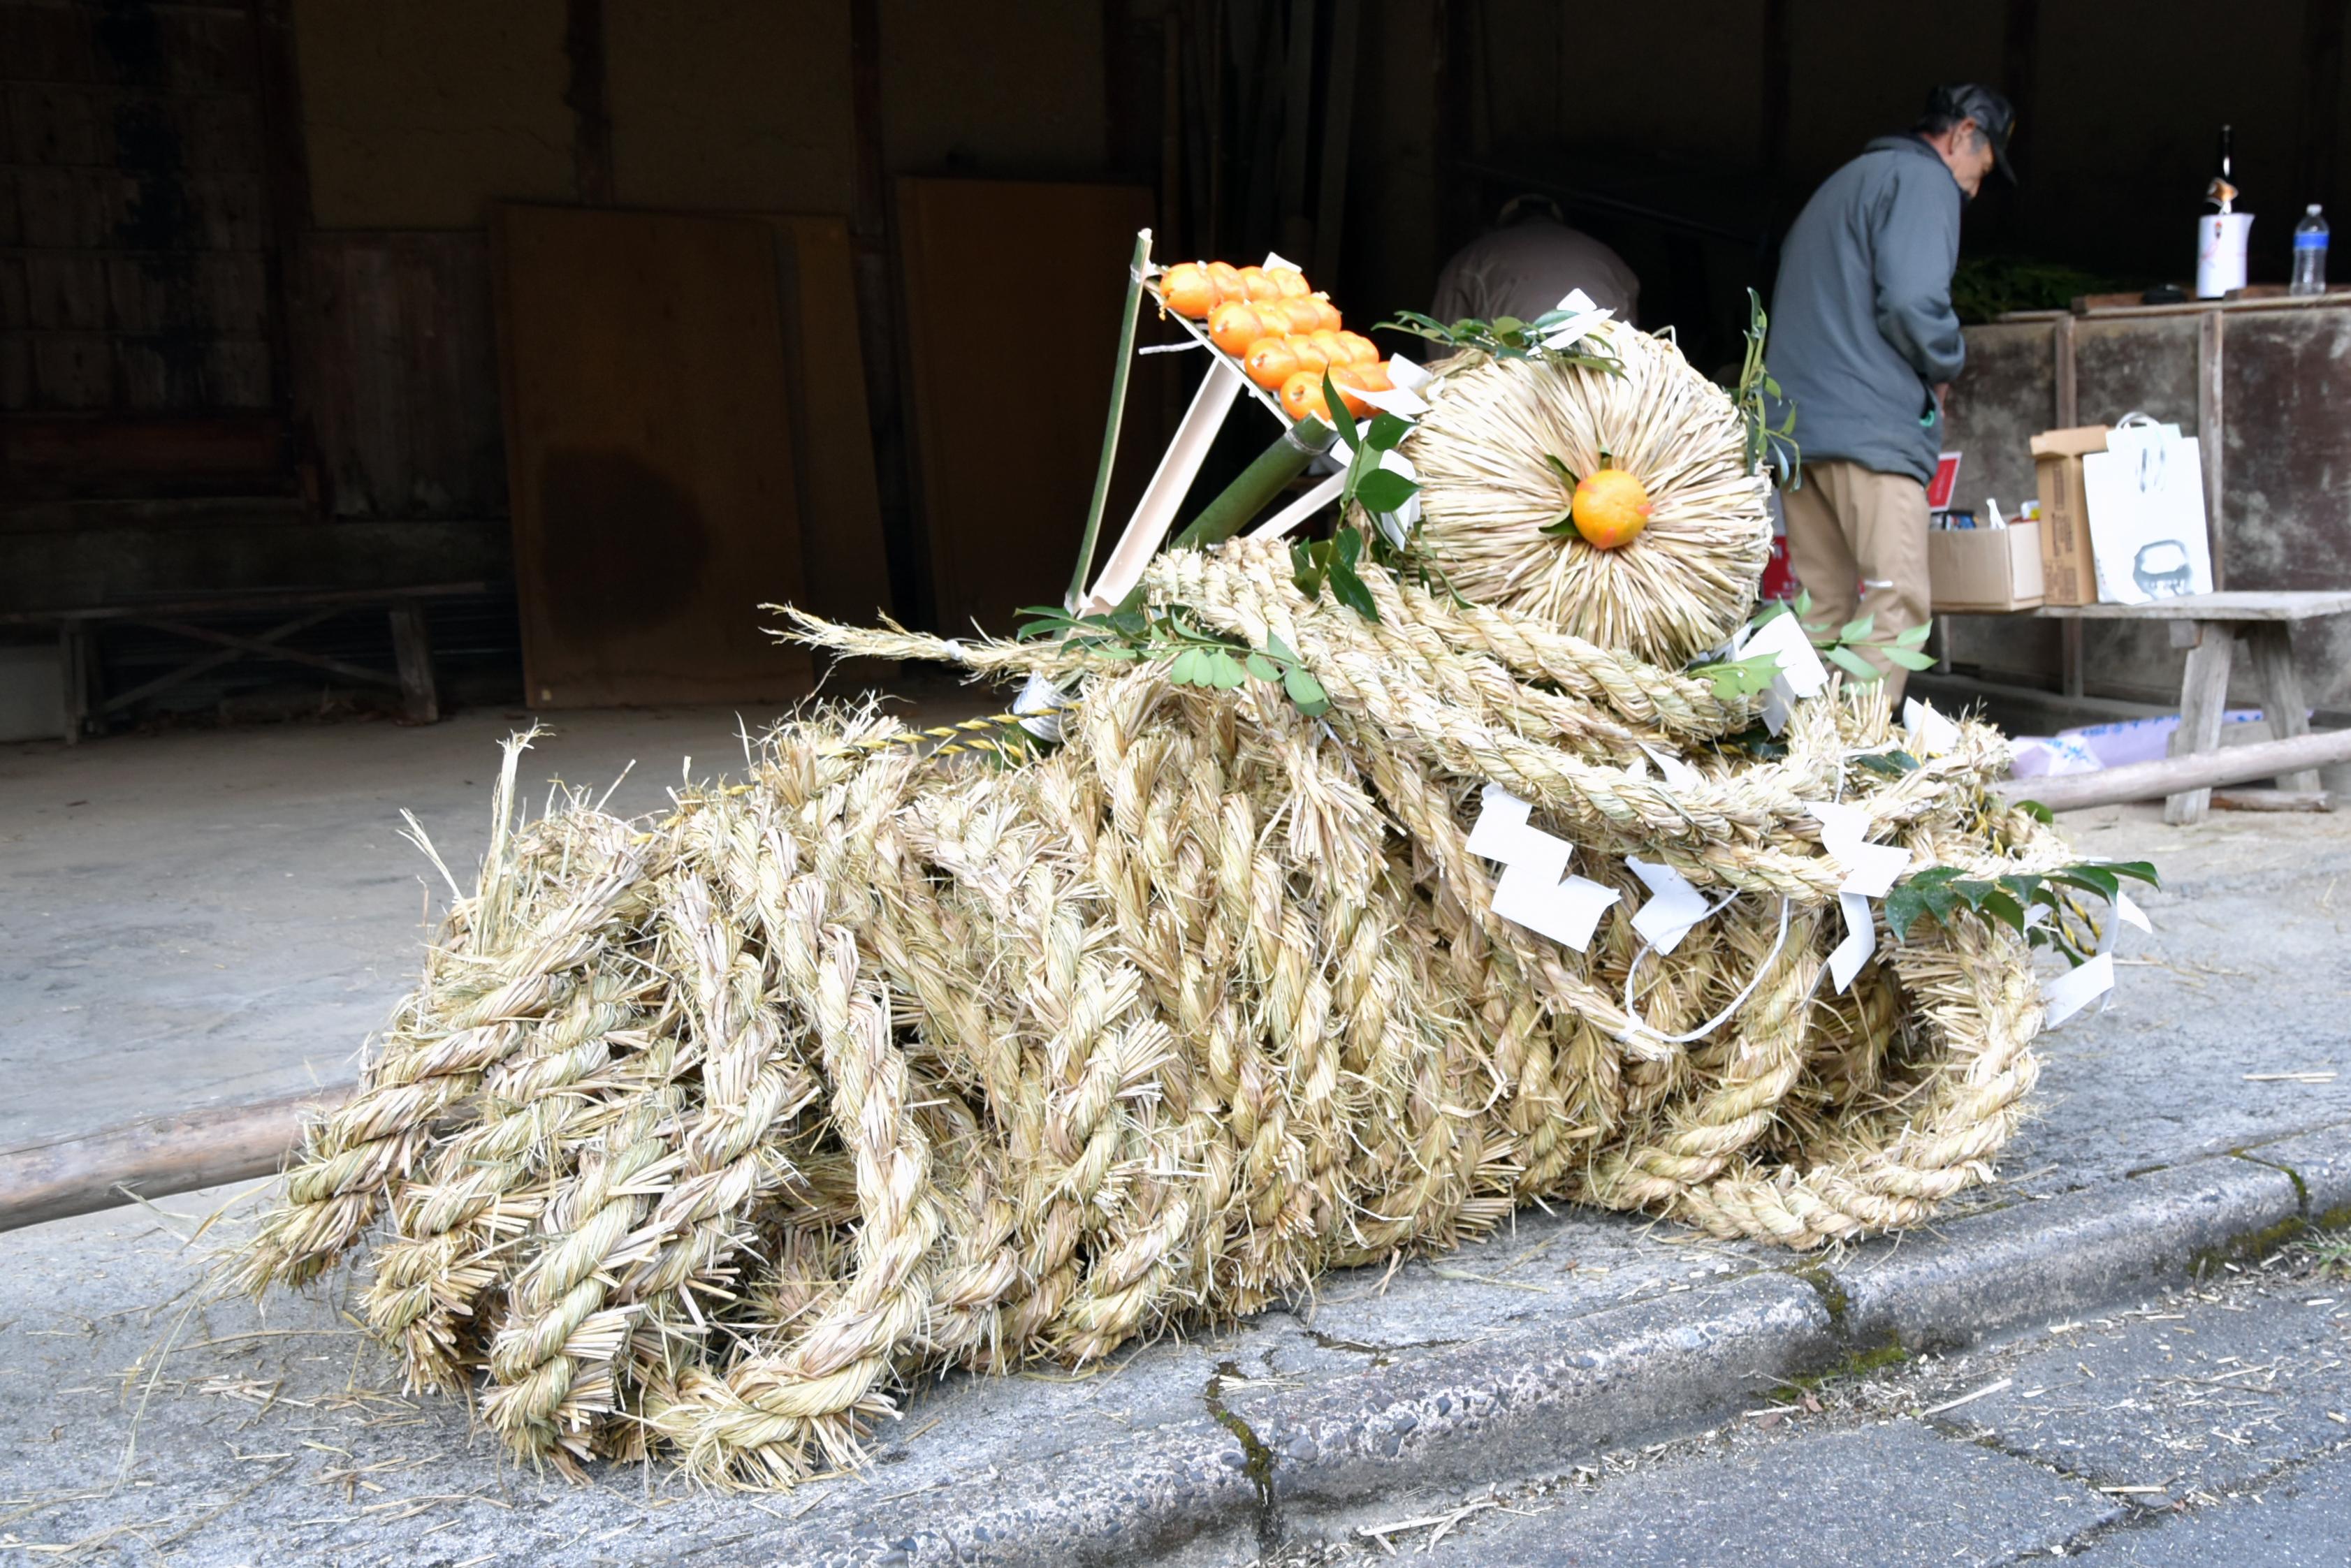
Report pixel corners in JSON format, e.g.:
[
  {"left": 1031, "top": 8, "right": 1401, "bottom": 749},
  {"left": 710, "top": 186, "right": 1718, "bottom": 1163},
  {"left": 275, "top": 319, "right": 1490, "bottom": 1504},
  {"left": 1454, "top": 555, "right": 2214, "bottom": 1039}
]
[{"left": 755, "top": 1120, "right": 2351, "bottom": 1567}]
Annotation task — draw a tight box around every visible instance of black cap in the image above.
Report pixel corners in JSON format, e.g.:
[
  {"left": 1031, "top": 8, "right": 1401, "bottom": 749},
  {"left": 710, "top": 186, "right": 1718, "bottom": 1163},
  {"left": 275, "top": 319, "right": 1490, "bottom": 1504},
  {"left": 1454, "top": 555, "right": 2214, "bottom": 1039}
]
[{"left": 1926, "top": 83, "right": 2018, "bottom": 185}]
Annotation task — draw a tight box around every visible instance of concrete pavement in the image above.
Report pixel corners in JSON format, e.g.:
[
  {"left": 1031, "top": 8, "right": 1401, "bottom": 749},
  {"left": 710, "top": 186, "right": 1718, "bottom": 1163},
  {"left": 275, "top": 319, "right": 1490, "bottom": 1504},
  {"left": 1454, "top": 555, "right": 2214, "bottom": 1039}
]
[{"left": 0, "top": 689, "right": 989, "bottom": 1147}]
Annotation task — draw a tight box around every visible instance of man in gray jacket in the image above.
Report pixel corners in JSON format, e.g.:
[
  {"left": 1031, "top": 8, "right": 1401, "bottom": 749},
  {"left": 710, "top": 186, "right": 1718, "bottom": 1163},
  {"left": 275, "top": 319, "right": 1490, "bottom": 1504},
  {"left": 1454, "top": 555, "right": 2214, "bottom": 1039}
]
[{"left": 1769, "top": 84, "right": 2014, "bottom": 698}]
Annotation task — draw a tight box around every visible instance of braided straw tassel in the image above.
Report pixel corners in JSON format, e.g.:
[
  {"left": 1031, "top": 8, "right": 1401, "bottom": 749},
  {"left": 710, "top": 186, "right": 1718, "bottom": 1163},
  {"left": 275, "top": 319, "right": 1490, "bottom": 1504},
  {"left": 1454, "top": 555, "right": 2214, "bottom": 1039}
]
[
  {"left": 363, "top": 964, "right": 648, "bottom": 1385},
  {"left": 237, "top": 744, "right": 644, "bottom": 1294},
  {"left": 240, "top": 521, "right": 2088, "bottom": 1482},
  {"left": 646, "top": 934, "right": 942, "bottom": 1484}
]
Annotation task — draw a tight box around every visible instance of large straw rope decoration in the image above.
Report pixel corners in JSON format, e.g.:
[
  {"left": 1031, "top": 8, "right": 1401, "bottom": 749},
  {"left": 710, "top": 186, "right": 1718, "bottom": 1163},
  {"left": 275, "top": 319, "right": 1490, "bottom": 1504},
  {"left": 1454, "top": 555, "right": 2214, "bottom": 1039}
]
[
  {"left": 238, "top": 325, "right": 2068, "bottom": 1486},
  {"left": 1407, "top": 321, "right": 1775, "bottom": 667}
]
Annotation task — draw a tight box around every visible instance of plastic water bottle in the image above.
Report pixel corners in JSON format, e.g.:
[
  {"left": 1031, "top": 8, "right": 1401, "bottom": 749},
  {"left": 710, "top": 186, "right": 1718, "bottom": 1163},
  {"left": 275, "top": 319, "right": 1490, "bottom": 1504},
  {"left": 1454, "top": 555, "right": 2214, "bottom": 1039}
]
[{"left": 2292, "top": 205, "right": 2329, "bottom": 295}]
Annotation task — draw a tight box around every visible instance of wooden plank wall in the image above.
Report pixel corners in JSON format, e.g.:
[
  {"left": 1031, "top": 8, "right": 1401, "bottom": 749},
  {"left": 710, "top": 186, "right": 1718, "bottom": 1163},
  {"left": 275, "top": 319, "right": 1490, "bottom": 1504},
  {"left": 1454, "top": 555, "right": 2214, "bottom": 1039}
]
[
  {"left": 298, "top": 230, "right": 504, "bottom": 520},
  {"left": 1943, "top": 305, "right": 2351, "bottom": 717},
  {"left": 0, "top": 0, "right": 293, "bottom": 502},
  {"left": 0, "top": 0, "right": 277, "bottom": 418},
  {"left": 492, "top": 203, "right": 813, "bottom": 708},
  {"left": 894, "top": 176, "right": 1158, "bottom": 636},
  {"left": 755, "top": 213, "right": 896, "bottom": 652}
]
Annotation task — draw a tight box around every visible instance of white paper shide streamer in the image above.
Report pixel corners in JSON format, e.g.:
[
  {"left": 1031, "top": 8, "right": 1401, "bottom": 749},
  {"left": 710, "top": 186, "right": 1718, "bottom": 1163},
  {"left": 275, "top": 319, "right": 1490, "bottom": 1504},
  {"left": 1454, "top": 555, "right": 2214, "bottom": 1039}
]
[{"left": 1466, "top": 784, "right": 1620, "bottom": 952}]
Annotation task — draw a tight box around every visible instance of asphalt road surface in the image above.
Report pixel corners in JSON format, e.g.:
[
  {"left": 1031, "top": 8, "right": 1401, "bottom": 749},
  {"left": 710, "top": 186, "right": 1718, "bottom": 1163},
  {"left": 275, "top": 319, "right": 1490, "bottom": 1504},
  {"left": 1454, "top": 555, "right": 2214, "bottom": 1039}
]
[{"left": 1278, "top": 1231, "right": 2351, "bottom": 1567}]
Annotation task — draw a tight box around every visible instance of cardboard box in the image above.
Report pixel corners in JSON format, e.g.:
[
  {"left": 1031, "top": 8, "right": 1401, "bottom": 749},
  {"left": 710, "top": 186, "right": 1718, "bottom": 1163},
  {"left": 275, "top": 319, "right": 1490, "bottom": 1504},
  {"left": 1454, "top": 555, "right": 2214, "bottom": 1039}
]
[
  {"left": 2029, "top": 425, "right": 2109, "bottom": 606},
  {"left": 1930, "top": 520, "right": 2045, "bottom": 612}
]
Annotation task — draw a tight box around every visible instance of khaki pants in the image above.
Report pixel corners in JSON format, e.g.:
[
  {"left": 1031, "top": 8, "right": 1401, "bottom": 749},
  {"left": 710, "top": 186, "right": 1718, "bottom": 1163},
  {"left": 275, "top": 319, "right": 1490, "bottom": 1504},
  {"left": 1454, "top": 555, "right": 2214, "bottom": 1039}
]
[{"left": 1779, "top": 459, "right": 1931, "bottom": 703}]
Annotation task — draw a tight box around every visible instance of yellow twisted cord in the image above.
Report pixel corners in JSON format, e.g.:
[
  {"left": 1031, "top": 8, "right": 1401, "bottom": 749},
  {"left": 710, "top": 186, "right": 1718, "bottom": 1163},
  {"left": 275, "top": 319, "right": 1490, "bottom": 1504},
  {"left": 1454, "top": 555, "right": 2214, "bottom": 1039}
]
[{"left": 821, "top": 711, "right": 1039, "bottom": 763}]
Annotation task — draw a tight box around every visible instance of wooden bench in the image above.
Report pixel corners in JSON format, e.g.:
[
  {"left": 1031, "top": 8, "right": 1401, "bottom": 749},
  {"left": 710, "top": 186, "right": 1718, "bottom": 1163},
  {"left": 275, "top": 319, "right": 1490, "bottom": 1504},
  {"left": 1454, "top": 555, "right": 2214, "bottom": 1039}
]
[
  {"left": 0, "top": 582, "right": 489, "bottom": 742},
  {"left": 2035, "top": 590, "right": 2351, "bottom": 824}
]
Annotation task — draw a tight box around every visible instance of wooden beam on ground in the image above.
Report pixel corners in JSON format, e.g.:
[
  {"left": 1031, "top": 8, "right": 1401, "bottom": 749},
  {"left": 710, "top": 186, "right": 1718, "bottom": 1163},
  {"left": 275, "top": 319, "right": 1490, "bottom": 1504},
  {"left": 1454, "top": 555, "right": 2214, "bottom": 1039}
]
[
  {"left": 2213, "top": 787, "right": 2334, "bottom": 812},
  {"left": 2007, "top": 728, "right": 2351, "bottom": 814},
  {"left": 0, "top": 1088, "right": 346, "bottom": 1236}
]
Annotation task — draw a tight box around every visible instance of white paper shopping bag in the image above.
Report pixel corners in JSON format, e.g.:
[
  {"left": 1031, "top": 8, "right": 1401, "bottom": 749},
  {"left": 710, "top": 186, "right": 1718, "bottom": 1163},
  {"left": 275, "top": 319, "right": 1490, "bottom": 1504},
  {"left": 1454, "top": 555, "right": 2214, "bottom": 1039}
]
[{"left": 2079, "top": 413, "right": 2213, "bottom": 603}]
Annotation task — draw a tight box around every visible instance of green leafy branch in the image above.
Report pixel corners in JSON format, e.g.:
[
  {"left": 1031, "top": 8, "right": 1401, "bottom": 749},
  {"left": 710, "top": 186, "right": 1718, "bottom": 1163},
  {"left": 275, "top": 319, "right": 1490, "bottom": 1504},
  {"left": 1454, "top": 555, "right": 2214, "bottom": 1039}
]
[
  {"left": 1535, "top": 450, "right": 1611, "bottom": 538},
  {"left": 1290, "top": 526, "right": 1380, "bottom": 622},
  {"left": 1321, "top": 374, "right": 1421, "bottom": 529},
  {"left": 1887, "top": 859, "right": 2158, "bottom": 965},
  {"left": 1688, "top": 650, "right": 1784, "bottom": 704},
  {"left": 1378, "top": 308, "right": 1624, "bottom": 376},
  {"left": 1735, "top": 288, "right": 1800, "bottom": 485},
  {"left": 1286, "top": 376, "right": 1440, "bottom": 626},
  {"left": 1688, "top": 592, "right": 1935, "bottom": 701},
  {"left": 1014, "top": 594, "right": 1331, "bottom": 717},
  {"left": 1853, "top": 747, "right": 1922, "bottom": 778}
]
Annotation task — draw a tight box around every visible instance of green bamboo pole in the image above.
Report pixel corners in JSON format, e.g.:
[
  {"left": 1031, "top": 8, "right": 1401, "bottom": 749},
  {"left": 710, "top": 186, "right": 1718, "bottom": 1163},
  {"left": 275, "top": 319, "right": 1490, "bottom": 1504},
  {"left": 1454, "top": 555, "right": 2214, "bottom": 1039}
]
[
  {"left": 1066, "top": 230, "right": 1153, "bottom": 610},
  {"left": 1170, "top": 416, "right": 1336, "bottom": 550}
]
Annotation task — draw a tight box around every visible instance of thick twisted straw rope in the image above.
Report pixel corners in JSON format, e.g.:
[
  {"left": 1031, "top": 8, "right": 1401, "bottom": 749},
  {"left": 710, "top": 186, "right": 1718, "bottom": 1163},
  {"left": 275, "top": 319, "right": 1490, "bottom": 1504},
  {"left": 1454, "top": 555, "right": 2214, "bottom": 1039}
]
[{"left": 237, "top": 534, "right": 2067, "bottom": 1486}]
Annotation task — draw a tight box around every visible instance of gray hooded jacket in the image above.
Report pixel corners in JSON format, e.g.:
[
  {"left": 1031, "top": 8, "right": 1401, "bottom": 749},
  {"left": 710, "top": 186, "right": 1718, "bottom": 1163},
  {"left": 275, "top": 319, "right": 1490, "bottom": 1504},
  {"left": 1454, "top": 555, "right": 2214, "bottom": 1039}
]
[{"left": 1767, "top": 135, "right": 1965, "bottom": 485}]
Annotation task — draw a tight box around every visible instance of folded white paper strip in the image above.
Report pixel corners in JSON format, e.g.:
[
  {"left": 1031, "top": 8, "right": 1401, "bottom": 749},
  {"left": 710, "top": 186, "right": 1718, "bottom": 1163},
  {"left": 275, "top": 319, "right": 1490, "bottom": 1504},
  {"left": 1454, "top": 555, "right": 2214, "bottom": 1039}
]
[
  {"left": 1013, "top": 673, "right": 1070, "bottom": 742},
  {"left": 1796, "top": 798, "right": 1913, "bottom": 991},
  {"left": 2041, "top": 950, "right": 2115, "bottom": 1027},
  {"left": 1464, "top": 783, "right": 1534, "bottom": 858},
  {"left": 1801, "top": 798, "right": 1913, "bottom": 900},
  {"left": 2094, "top": 886, "right": 2153, "bottom": 957},
  {"left": 1354, "top": 382, "right": 1432, "bottom": 420},
  {"left": 1494, "top": 861, "right": 1621, "bottom": 952},
  {"left": 1828, "top": 891, "right": 1876, "bottom": 993},
  {"left": 1738, "top": 610, "right": 1830, "bottom": 735},
  {"left": 1540, "top": 289, "right": 1613, "bottom": 352},
  {"left": 1903, "top": 697, "right": 1961, "bottom": 757},
  {"left": 1466, "top": 784, "right": 1621, "bottom": 953},
  {"left": 1628, "top": 856, "right": 1712, "bottom": 954},
  {"left": 1638, "top": 742, "right": 1703, "bottom": 792}
]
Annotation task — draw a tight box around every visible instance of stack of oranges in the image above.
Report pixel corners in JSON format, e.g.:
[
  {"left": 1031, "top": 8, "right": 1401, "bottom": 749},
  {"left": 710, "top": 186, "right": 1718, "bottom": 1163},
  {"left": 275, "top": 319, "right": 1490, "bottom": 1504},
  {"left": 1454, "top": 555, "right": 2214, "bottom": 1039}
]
[{"left": 1158, "top": 261, "right": 1397, "bottom": 425}]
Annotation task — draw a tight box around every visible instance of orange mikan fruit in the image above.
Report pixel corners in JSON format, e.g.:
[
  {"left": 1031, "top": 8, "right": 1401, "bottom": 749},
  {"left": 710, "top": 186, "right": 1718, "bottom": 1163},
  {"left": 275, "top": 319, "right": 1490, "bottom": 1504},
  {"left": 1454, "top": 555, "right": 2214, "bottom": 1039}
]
[
  {"left": 1309, "top": 328, "right": 1351, "bottom": 367},
  {"left": 1280, "top": 368, "right": 1332, "bottom": 423},
  {"left": 1571, "top": 467, "right": 1653, "bottom": 550},
  {"left": 1284, "top": 332, "right": 1330, "bottom": 375},
  {"left": 1327, "top": 365, "right": 1378, "bottom": 416},
  {"left": 1265, "top": 296, "right": 1316, "bottom": 334},
  {"left": 1237, "top": 265, "right": 1279, "bottom": 302},
  {"left": 1337, "top": 331, "right": 1378, "bottom": 365},
  {"left": 1160, "top": 262, "right": 1216, "bottom": 318},
  {"left": 1209, "top": 301, "right": 1266, "bottom": 356},
  {"left": 1245, "top": 336, "right": 1301, "bottom": 390},
  {"left": 1308, "top": 294, "right": 1343, "bottom": 332},
  {"left": 1267, "top": 266, "right": 1311, "bottom": 298},
  {"left": 1246, "top": 298, "right": 1293, "bottom": 335},
  {"left": 1353, "top": 359, "right": 1393, "bottom": 391},
  {"left": 1206, "top": 261, "right": 1244, "bottom": 302}
]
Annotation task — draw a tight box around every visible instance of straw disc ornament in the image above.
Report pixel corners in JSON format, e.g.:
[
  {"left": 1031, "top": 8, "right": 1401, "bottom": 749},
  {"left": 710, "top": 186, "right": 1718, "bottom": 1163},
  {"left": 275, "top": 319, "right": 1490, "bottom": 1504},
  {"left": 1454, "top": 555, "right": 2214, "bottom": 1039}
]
[{"left": 1405, "top": 323, "right": 1773, "bottom": 667}]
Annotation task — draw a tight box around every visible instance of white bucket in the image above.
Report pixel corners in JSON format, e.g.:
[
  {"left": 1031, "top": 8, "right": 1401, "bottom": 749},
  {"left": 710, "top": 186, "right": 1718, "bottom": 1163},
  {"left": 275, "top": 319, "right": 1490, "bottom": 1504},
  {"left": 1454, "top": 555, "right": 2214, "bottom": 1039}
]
[{"left": 2197, "top": 212, "right": 2254, "bottom": 298}]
